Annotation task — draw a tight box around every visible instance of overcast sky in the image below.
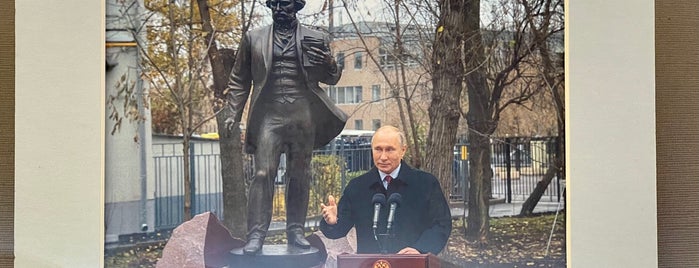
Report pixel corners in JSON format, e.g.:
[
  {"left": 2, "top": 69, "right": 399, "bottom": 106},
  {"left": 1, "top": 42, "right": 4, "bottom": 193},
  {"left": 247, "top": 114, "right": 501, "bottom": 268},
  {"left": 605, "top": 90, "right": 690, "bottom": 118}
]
[
  {"left": 296, "top": 0, "right": 387, "bottom": 27},
  {"left": 257, "top": 0, "right": 505, "bottom": 29}
]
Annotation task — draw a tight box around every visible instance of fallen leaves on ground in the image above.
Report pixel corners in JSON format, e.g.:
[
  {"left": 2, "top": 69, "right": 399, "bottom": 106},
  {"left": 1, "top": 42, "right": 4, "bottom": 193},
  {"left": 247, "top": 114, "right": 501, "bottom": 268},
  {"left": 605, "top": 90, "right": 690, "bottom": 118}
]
[
  {"left": 105, "top": 242, "right": 166, "bottom": 268},
  {"left": 439, "top": 211, "right": 566, "bottom": 267},
  {"left": 105, "top": 212, "right": 566, "bottom": 267}
]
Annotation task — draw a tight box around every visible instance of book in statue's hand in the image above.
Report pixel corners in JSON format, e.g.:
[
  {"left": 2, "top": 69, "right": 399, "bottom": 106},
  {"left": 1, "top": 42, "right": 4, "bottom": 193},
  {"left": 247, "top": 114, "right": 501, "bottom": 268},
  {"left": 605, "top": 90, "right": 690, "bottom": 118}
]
[{"left": 302, "top": 36, "right": 328, "bottom": 67}]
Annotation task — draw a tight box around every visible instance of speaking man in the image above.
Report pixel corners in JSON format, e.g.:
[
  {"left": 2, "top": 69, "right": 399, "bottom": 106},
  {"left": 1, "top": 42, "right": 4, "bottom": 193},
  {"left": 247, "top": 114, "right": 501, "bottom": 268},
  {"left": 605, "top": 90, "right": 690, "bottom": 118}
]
[{"left": 320, "top": 126, "right": 452, "bottom": 254}]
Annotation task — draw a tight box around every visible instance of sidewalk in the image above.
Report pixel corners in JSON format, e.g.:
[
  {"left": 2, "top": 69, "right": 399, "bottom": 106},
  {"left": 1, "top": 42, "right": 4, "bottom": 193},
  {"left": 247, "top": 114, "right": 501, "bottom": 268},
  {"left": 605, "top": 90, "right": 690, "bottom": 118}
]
[
  {"left": 450, "top": 200, "right": 564, "bottom": 218},
  {"left": 104, "top": 200, "right": 565, "bottom": 251},
  {"left": 269, "top": 200, "right": 564, "bottom": 234}
]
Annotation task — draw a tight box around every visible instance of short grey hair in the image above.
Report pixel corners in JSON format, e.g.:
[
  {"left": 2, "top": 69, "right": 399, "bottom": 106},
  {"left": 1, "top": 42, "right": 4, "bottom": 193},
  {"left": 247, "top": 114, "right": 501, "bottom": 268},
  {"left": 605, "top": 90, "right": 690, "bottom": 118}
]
[{"left": 372, "top": 125, "right": 407, "bottom": 147}]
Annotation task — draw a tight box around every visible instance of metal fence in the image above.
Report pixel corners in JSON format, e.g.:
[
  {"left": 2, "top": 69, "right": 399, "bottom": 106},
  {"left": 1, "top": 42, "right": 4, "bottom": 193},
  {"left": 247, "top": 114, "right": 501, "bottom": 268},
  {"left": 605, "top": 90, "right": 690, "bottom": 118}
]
[
  {"left": 494, "top": 137, "right": 563, "bottom": 202},
  {"left": 152, "top": 137, "right": 562, "bottom": 230},
  {"left": 153, "top": 141, "right": 224, "bottom": 230},
  {"left": 454, "top": 137, "right": 564, "bottom": 203}
]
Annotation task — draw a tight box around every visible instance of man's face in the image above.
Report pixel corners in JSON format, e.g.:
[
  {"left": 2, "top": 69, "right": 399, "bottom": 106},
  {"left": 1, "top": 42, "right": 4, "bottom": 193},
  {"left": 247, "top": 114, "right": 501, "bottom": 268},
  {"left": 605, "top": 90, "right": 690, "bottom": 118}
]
[
  {"left": 267, "top": 0, "right": 297, "bottom": 24},
  {"left": 371, "top": 130, "right": 406, "bottom": 174}
]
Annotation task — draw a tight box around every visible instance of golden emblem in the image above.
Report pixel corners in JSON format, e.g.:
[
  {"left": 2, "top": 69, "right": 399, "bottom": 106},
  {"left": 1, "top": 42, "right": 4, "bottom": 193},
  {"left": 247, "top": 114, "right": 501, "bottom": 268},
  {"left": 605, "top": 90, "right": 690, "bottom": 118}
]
[{"left": 372, "top": 259, "right": 391, "bottom": 268}]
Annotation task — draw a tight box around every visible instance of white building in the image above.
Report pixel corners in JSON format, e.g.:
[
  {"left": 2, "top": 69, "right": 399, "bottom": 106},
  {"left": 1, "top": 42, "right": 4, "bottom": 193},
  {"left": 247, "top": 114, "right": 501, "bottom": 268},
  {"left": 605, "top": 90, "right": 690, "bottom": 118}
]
[{"left": 105, "top": 0, "right": 155, "bottom": 243}]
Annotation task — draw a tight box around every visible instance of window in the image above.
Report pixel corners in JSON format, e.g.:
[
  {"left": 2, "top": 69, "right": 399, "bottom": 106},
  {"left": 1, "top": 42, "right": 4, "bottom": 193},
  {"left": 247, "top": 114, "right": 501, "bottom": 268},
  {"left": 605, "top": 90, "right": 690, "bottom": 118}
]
[
  {"left": 327, "top": 86, "right": 363, "bottom": 104},
  {"left": 337, "top": 87, "right": 345, "bottom": 103},
  {"left": 379, "top": 47, "right": 418, "bottom": 69},
  {"left": 354, "top": 120, "right": 363, "bottom": 130},
  {"left": 354, "top": 52, "right": 362, "bottom": 69},
  {"left": 379, "top": 48, "right": 397, "bottom": 69},
  {"left": 336, "top": 52, "right": 345, "bottom": 71},
  {"left": 372, "top": 85, "right": 381, "bottom": 101},
  {"left": 402, "top": 54, "right": 418, "bottom": 66},
  {"left": 354, "top": 86, "right": 362, "bottom": 103},
  {"left": 372, "top": 119, "right": 381, "bottom": 130},
  {"left": 328, "top": 85, "right": 336, "bottom": 101}
]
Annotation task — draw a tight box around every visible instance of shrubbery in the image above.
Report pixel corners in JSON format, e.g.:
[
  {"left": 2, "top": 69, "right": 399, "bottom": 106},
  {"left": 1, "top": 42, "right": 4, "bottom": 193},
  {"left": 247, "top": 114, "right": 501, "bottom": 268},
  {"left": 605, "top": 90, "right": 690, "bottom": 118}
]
[
  {"left": 308, "top": 155, "right": 344, "bottom": 217},
  {"left": 271, "top": 154, "right": 369, "bottom": 219}
]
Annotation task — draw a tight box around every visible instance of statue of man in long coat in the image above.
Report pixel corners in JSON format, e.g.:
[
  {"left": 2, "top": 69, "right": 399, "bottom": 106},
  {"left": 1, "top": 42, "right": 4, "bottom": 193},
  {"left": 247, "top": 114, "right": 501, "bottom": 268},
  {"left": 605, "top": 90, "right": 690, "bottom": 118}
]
[{"left": 224, "top": 0, "right": 347, "bottom": 255}]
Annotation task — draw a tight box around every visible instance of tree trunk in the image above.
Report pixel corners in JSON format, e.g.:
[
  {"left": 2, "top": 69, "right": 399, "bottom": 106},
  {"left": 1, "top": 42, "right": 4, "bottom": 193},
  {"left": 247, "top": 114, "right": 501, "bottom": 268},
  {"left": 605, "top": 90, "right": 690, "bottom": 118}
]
[
  {"left": 426, "top": 0, "right": 466, "bottom": 201},
  {"left": 215, "top": 106, "right": 247, "bottom": 238},
  {"left": 196, "top": 0, "right": 248, "bottom": 238},
  {"left": 519, "top": 159, "right": 559, "bottom": 216},
  {"left": 461, "top": 0, "right": 493, "bottom": 244},
  {"left": 211, "top": 48, "right": 248, "bottom": 238},
  {"left": 519, "top": 0, "right": 565, "bottom": 214},
  {"left": 463, "top": 66, "right": 494, "bottom": 244},
  {"left": 465, "top": 131, "right": 492, "bottom": 244},
  {"left": 183, "top": 136, "right": 192, "bottom": 221}
]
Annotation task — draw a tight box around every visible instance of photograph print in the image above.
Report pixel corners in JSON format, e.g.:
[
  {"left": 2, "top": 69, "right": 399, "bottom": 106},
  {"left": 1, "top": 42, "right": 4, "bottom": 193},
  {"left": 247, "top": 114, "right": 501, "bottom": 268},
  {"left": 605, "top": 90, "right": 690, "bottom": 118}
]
[{"left": 104, "top": 0, "right": 565, "bottom": 267}]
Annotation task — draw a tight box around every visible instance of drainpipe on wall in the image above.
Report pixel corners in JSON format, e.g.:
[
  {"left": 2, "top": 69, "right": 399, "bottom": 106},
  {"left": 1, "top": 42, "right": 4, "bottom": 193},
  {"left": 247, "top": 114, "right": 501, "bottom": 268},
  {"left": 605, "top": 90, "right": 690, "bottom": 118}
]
[
  {"left": 137, "top": 54, "right": 148, "bottom": 232},
  {"left": 134, "top": 0, "right": 148, "bottom": 232}
]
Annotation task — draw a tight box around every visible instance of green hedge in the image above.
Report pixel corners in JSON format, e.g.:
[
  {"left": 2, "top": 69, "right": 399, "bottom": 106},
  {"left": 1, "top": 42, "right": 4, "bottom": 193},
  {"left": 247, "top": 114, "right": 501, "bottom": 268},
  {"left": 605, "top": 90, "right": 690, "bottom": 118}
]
[{"left": 271, "top": 154, "right": 370, "bottom": 219}]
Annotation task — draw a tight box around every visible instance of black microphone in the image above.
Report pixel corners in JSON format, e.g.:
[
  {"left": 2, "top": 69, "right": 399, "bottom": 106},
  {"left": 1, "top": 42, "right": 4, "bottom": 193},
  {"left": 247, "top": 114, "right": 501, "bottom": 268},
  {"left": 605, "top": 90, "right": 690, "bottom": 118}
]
[
  {"left": 372, "top": 193, "right": 386, "bottom": 231},
  {"left": 386, "top": 193, "right": 402, "bottom": 231}
]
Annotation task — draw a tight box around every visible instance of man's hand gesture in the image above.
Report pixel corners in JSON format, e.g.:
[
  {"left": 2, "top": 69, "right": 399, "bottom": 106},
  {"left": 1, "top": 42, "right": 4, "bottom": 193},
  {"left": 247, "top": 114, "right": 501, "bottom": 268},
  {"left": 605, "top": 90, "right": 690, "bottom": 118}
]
[{"left": 320, "top": 195, "right": 338, "bottom": 225}]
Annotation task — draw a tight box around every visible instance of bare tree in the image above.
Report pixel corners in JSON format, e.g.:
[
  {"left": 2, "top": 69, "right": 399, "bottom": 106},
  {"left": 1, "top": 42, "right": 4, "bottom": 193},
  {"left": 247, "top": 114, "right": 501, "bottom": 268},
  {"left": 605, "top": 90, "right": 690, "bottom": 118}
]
[
  {"left": 117, "top": 0, "right": 245, "bottom": 222},
  {"left": 518, "top": 0, "right": 564, "bottom": 216},
  {"left": 426, "top": 0, "right": 563, "bottom": 243},
  {"left": 335, "top": 0, "right": 437, "bottom": 168},
  {"left": 315, "top": 0, "right": 563, "bottom": 242},
  {"left": 424, "top": 0, "right": 468, "bottom": 210}
]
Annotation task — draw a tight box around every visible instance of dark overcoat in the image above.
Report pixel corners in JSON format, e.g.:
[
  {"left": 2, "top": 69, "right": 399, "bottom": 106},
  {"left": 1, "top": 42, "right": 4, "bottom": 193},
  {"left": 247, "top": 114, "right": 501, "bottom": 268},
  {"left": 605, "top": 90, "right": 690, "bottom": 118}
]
[
  {"left": 225, "top": 23, "right": 348, "bottom": 154},
  {"left": 320, "top": 162, "right": 452, "bottom": 254}
]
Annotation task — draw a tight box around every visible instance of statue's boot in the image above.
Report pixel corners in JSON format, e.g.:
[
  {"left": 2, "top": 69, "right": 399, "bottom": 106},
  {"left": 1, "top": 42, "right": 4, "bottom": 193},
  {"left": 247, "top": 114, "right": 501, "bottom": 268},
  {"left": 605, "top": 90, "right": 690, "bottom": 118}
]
[
  {"left": 243, "top": 232, "right": 265, "bottom": 255},
  {"left": 287, "top": 226, "right": 310, "bottom": 249}
]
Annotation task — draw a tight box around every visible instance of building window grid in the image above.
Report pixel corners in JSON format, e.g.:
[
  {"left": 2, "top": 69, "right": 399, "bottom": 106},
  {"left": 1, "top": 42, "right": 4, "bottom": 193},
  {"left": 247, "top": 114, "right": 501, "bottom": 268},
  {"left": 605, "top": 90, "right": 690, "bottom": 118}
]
[
  {"left": 379, "top": 47, "right": 419, "bottom": 69},
  {"left": 336, "top": 52, "right": 345, "bottom": 71},
  {"left": 354, "top": 52, "right": 363, "bottom": 69},
  {"left": 372, "top": 119, "right": 381, "bottom": 130},
  {"left": 354, "top": 120, "right": 363, "bottom": 130},
  {"left": 327, "top": 86, "right": 363, "bottom": 104},
  {"left": 372, "top": 85, "right": 381, "bottom": 101}
]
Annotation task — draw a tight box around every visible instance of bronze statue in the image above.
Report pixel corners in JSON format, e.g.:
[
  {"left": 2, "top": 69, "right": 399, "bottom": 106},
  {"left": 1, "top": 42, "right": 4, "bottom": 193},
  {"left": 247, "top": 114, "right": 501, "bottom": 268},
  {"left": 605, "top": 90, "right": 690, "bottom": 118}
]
[{"left": 224, "top": 0, "right": 347, "bottom": 255}]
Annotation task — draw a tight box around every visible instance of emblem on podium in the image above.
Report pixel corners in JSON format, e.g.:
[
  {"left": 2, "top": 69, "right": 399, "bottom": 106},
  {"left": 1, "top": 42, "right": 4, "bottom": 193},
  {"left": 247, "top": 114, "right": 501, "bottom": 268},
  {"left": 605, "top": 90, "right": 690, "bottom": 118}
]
[{"left": 372, "top": 259, "right": 391, "bottom": 268}]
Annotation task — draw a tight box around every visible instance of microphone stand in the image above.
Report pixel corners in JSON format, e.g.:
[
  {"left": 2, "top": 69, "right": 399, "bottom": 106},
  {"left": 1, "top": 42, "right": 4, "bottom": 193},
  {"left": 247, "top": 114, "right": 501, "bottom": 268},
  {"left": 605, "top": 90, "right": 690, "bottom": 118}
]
[
  {"left": 375, "top": 193, "right": 402, "bottom": 254},
  {"left": 375, "top": 232, "right": 392, "bottom": 254},
  {"left": 371, "top": 193, "right": 388, "bottom": 253}
]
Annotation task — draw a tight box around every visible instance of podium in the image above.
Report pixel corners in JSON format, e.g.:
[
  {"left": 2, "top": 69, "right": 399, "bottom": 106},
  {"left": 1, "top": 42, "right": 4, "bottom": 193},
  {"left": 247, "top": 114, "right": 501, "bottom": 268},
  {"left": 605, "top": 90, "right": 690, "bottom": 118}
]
[{"left": 337, "top": 254, "right": 458, "bottom": 268}]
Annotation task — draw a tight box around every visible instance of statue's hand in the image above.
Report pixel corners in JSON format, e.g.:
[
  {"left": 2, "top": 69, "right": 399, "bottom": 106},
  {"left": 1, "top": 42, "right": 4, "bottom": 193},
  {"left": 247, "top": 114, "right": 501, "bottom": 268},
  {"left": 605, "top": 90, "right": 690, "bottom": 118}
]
[
  {"left": 307, "top": 46, "right": 335, "bottom": 67},
  {"left": 224, "top": 118, "right": 239, "bottom": 136},
  {"left": 320, "top": 195, "right": 338, "bottom": 225}
]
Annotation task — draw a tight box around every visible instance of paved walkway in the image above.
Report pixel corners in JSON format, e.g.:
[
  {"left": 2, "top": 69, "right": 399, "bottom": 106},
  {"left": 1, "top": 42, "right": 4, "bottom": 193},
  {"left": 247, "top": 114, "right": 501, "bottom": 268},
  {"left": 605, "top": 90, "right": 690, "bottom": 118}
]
[
  {"left": 104, "top": 200, "right": 565, "bottom": 250},
  {"left": 451, "top": 200, "right": 564, "bottom": 218}
]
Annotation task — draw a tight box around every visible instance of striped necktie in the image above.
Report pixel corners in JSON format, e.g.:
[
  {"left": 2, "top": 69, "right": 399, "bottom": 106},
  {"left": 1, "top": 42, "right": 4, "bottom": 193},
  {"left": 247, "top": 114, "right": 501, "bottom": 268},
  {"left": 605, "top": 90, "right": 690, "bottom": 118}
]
[{"left": 384, "top": 175, "right": 393, "bottom": 185}]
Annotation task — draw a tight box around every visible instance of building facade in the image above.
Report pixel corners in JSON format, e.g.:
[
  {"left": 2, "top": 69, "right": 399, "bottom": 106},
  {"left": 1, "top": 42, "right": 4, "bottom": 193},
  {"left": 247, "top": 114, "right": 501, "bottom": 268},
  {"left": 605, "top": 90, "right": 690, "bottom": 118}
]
[
  {"left": 327, "top": 22, "right": 433, "bottom": 132},
  {"left": 105, "top": 0, "right": 156, "bottom": 243}
]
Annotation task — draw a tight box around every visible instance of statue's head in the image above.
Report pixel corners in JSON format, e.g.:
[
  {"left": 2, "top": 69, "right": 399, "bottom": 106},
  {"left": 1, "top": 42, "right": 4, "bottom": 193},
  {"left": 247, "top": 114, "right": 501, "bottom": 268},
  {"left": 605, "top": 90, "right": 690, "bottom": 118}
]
[{"left": 266, "top": 0, "right": 305, "bottom": 24}]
